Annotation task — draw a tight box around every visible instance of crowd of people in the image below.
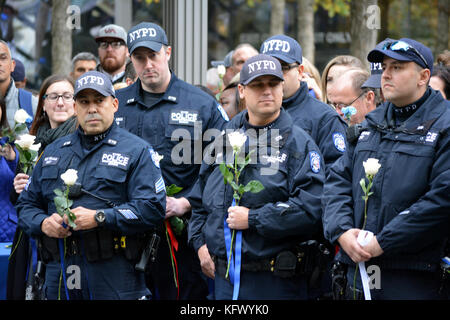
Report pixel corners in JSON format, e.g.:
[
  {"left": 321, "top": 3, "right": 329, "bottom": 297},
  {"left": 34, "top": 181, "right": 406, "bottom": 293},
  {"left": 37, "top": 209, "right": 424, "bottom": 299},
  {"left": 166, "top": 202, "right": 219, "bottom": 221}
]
[{"left": 0, "top": 20, "right": 449, "bottom": 301}]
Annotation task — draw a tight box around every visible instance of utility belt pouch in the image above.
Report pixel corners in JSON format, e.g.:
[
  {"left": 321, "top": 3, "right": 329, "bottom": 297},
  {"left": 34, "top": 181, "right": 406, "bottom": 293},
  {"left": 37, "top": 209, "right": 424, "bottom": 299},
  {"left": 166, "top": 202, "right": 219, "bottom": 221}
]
[
  {"left": 273, "top": 251, "right": 297, "bottom": 278},
  {"left": 82, "top": 230, "right": 101, "bottom": 262},
  {"left": 331, "top": 262, "right": 348, "bottom": 300},
  {"left": 123, "top": 235, "right": 142, "bottom": 262},
  {"left": 97, "top": 228, "right": 114, "bottom": 260},
  {"left": 40, "top": 236, "right": 59, "bottom": 263}
]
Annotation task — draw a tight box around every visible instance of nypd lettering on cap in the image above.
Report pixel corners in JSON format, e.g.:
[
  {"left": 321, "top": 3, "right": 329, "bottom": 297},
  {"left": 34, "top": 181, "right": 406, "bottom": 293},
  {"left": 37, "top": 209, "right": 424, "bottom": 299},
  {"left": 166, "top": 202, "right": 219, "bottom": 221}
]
[
  {"left": 247, "top": 60, "right": 277, "bottom": 74},
  {"left": 77, "top": 75, "right": 104, "bottom": 89},
  {"left": 332, "top": 133, "right": 346, "bottom": 152},
  {"left": 309, "top": 151, "right": 321, "bottom": 173},
  {"left": 261, "top": 39, "right": 291, "bottom": 54},
  {"left": 100, "top": 152, "right": 130, "bottom": 169},
  {"left": 128, "top": 27, "right": 158, "bottom": 44}
]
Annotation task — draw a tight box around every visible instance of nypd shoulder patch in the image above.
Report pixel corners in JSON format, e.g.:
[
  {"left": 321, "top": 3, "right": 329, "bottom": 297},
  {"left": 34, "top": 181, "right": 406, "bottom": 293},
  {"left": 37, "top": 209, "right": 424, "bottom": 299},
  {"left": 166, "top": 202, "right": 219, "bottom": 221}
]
[
  {"left": 332, "top": 132, "right": 346, "bottom": 152},
  {"left": 309, "top": 151, "right": 321, "bottom": 173},
  {"left": 149, "top": 148, "right": 162, "bottom": 168}
]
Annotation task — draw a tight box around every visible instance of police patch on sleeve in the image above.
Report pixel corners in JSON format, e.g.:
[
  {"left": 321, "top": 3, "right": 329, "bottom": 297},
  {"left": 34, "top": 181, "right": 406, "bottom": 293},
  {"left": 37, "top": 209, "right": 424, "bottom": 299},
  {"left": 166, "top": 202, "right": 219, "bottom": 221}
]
[
  {"left": 309, "top": 151, "right": 321, "bottom": 173},
  {"left": 155, "top": 176, "right": 166, "bottom": 194},
  {"left": 149, "top": 148, "right": 163, "bottom": 168},
  {"left": 118, "top": 209, "right": 138, "bottom": 220},
  {"left": 217, "top": 103, "right": 229, "bottom": 121},
  {"left": 332, "top": 133, "right": 346, "bottom": 152}
]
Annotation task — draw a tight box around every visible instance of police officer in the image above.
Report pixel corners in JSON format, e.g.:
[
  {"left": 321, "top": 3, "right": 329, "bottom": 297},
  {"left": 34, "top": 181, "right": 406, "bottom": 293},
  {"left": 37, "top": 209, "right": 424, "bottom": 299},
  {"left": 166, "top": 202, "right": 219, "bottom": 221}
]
[
  {"left": 260, "top": 35, "right": 348, "bottom": 175},
  {"left": 115, "top": 22, "right": 228, "bottom": 300},
  {"left": 323, "top": 38, "right": 450, "bottom": 299},
  {"left": 188, "top": 54, "right": 325, "bottom": 299},
  {"left": 16, "top": 71, "right": 166, "bottom": 300}
]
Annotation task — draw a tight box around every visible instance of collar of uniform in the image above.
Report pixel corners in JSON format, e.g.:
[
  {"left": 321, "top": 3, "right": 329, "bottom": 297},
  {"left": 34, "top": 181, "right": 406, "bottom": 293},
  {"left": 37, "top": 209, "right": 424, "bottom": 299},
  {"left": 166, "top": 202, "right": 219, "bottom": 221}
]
[
  {"left": 282, "top": 81, "right": 308, "bottom": 110},
  {"left": 132, "top": 72, "right": 180, "bottom": 107},
  {"left": 366, "top": 88, "right": 448, "bottom": 131}
]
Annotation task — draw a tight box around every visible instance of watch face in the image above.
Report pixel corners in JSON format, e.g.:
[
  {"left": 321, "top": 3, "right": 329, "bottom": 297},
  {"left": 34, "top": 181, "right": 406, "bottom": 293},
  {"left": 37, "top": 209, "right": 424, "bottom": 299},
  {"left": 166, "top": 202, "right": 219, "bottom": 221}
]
[{"left": 96, "top": 211, "right": 105, "bottom": 222}]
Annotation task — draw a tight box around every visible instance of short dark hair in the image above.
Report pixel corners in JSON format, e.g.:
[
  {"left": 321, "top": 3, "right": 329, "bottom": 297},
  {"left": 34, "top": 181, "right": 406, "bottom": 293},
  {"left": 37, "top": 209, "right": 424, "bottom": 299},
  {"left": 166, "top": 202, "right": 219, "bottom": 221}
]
[
  {"left": 124, "top": 60, "right": 137, "bottom": 81},
  {"left": 71, "top": 52, "right": 98, "bottom": 71},
  {"left": 432, "top": 64, "right": 450, "bottom": 99}
]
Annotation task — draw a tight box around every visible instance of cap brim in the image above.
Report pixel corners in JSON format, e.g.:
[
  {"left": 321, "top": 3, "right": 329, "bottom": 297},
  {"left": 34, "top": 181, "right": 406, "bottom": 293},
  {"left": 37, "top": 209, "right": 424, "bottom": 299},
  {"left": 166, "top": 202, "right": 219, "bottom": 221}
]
[
  {"left": 129, "top": 41, "right": 163, "bottom": 54},
  {"left": 211, "top": 60, "right": 225, "bottom": 67},
  {"left": 74, "top": 87, "right": 114, "bottom": 98},
  {"left": 368, "top": 49, "right": 413, "bottom": 63},
  {"left": 361, "top": 74, "right": 382, "bottom": 89},
  {"left": 268, "top": 53, "right": 298, "bottom": 64},
  {"left": 242, "top": 73, "right": 284, "bottom": 85}
]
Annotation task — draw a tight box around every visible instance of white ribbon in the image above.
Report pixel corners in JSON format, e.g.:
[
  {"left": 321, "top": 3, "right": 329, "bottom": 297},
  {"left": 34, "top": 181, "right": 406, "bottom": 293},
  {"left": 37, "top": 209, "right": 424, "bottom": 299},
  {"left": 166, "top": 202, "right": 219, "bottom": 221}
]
[{"left": 357, "top": 230, "right": 374, "bottom": 300}]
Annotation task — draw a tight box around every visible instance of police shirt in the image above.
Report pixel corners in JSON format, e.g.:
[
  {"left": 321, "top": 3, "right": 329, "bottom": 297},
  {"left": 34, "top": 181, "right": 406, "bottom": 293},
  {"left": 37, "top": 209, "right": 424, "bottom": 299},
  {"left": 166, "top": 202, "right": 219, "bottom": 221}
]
[
  {"left": 323, "top": 89, "right": 450, "bottom": 272},
  {"left": 283, "top": 81, "right": 348, "bottom": 175},
  {"left": 188, "top": 108, "right": 325, "bottom": 259},
  {"left": 115, "top": 73, "right": 228, "bottom": 198},
  {"left": 17, "top": 123, "right": 166, "bottom": 237}
]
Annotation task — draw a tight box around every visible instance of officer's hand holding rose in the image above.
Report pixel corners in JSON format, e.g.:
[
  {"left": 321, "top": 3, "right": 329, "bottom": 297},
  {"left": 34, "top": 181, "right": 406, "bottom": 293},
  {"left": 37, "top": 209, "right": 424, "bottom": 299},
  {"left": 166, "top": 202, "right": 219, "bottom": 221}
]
[
  {"left": 41, "top": 213, "right": 72, "bottom": 238},
  {"left": 338, "top": 228, "right": 372, "bottom": 263},
  {"left": 14, "top": 173, "right": 29, "bottom": 194},
  {"left": 226, "top": 206, "right": 249, "bottom": 230},
  {"left": 71, "top": 206, "right": 97, "bottom": 230}
]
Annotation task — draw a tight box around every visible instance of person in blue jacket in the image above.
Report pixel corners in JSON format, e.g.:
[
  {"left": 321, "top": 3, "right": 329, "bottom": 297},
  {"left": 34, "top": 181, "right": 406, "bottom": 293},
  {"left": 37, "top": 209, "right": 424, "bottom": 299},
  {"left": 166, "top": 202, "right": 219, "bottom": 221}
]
[
  {"left": 323, "top": 38, "right": 450, "bottom": 300},
  {"left": 115, "top": 22, "right": 228, "bottom": 300},
  {"left": 188, "top": 54, "right": 325, "bottom": 300},
  {"left": 0, "top": 97, "right": 19, "bottom": 242},
  {"left": 260, "top": 35, "right": 348, "bottom": 176},
  {"left": 16, "top": 71, "right": 166, "bottom": 300}
]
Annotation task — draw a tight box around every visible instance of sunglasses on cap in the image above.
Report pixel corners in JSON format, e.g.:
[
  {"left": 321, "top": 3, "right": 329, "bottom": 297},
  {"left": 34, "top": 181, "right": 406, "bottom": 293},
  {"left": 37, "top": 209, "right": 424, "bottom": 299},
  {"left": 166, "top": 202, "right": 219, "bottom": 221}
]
[{"left": 382, "top": 40, "right": 429, "bottom": 70}]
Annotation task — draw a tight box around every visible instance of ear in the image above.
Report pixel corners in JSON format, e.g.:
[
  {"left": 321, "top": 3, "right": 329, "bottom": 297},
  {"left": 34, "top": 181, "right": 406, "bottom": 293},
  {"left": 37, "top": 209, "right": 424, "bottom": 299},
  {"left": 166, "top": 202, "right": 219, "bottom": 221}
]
[
  {"left": 112, "top": 97, "right": 119, "bottom": 113},
  {"left": 364, "top": 90, "right": 376, "bottom": 111},
  {"left": 238, "top": 83, "right": 245, "bottom": 100},
  {"left": 418, "top": 68, "right": 431, "bottom": 87},
  {"left": 11, "top": 59, "right": 15, "bottom": 72},
  {"left": 297, "top": 64, "right": 304, "bottom": 81},
  {"left": 165, "top": 46, "right": 172, "bottom": 62}
]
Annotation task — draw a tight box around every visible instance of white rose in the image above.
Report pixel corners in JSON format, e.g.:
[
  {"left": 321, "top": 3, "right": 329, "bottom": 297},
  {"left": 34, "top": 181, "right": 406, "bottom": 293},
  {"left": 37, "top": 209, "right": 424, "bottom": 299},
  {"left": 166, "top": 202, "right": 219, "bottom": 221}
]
[
  {"left": 15, "top": 134, "right": 36, "bottom": 150},
  {"left": 217, "top": 65, "right": 226, "bottom": 77},
  {"left": 61, "top": 169, "right": 78, "bottom": 186},
  {"left": 29, "top": 143, "right": 41, "bottom": 152},
  {"left": 14, "top": 109, "right": 32, "bottom": 124},
  {"left": 228, "top": 131, "right": 247, "bottom": 152},
  {"left": 363, "top": 158, "right": 381, "bottom": 176}
]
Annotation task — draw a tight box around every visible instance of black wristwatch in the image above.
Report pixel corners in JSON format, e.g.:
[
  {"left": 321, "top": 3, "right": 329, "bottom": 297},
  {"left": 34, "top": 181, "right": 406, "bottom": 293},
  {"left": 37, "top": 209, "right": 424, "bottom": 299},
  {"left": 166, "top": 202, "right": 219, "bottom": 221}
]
[{"left": 95, "top": 209, "right": 106, "bottom": 227}]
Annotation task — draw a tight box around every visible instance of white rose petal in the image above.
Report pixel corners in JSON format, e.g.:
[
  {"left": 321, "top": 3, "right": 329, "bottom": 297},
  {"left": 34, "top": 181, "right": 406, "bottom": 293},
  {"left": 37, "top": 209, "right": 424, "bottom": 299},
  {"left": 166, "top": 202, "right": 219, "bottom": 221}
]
[
  {"left": 217, "top": 65, "right": 226, "bottom": 77},
  {"left": 14, "top": 109, "right": 32, "bottom": 124},
  {"left": 29, "top": 143, "right": 41, "bottom": 152},
  {"left": 363, "top": 158, "right": 381, "bottom": 176},
  {"left": 15, "top": 134, "right": 36, "bottom": 150},
  {"left": 61, "top": 169, "right": 78, "bottom": 186},
  {"left": 228, "top": 131, "right": 247, "bottom": 152}
]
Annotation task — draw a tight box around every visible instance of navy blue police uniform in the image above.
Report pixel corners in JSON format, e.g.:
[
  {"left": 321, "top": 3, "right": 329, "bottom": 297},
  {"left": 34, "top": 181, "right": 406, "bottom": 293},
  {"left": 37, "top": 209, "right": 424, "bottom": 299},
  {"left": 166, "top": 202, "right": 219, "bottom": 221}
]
[
  {"left": 115, "top": 22, "right": 228, "bottom": 300},
  {"left": 260, "top": 35, "right": 348, "bottom": 176},
  {"left": 188, "top": 55, "right": 325, "bottom": 299},
  {"left": 323, "top": 39, "right": 450, "bottom": 299},
  {"left": 16, "top": 72, "right": 166, "bottom": 300}
]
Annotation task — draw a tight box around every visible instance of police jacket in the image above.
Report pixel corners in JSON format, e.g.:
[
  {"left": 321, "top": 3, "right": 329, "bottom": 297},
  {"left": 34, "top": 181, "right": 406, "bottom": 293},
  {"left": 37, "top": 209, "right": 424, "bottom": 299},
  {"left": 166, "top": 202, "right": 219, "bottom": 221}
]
[
  {"left": 188, "top": 108, "right": 325, "bottom": 260},
  {"left": 115, "top": 73, "right": 228, "bottom": 198},
  {"left": 16, "top": 123, "right": 166, "bottom": 238},
  {"left": 283, "top": 81, "right": 347, "bottom": 175},
  {"left": 323, "top": 89, "right": 450, "bottom": 272}
]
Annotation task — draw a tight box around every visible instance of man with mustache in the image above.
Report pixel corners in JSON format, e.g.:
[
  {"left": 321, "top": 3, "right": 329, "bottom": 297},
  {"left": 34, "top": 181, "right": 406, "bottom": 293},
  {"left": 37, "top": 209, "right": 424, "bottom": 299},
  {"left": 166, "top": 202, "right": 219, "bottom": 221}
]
[
  {"left": 115, "top": 22, "right": 228, "bottom": 300},
  {"left": 95, "top": 24, "right": 129, "bottom": 85},
  {"left": 323, "top": 38, "right": 450, "bottom": 299},
  {"left": 16, "top": 71, "right": 166, "bottom": 299}
]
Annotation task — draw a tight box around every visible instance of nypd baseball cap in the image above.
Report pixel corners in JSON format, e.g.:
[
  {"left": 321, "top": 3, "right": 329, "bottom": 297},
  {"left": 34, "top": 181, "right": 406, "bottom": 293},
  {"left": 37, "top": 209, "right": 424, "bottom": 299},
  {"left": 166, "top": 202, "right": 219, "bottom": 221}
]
[
  {"left": 362, "top": 38, "right": 396, "bottom": 89},
  {"left": 74, "top": 71, "right": 115, "bottom": 98},
  {"left": 95, "top": 24, "right": 127, "bottom": 43},
  {"left": 260, "top": 34, "right": 302, "bottom": 65},
  {"left": 368, "top": 37, "right": 433, "bottom": 74},
  {"left": 127, "top": 22, "right": 168, "bottom": 55},
  {"left": 12, "top": 58, "right": 25, "bottom": 82},
  {"left": 240, "top": 54, "right": 284, "bottom": 85}
]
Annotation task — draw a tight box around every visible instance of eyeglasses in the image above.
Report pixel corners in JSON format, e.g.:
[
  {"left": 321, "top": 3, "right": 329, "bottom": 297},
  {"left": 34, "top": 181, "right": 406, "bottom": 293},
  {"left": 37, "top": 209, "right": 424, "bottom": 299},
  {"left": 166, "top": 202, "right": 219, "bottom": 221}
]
[
  {"left": 98, "top": 41, "right": 125, "bottom": 50},
  {"left": 281, "top": 63, "right": 299, "bottom": 73},
  {"left": 382, "top": 40, "right": 429, "bottom": 69},
  {"left": 329, "top": 91, "right": 365, "bottom": 110},
  {"left": 43, "top": 92, "right": 74, "bottom": 102}
]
